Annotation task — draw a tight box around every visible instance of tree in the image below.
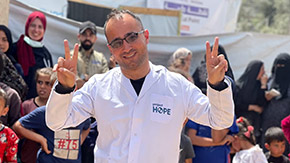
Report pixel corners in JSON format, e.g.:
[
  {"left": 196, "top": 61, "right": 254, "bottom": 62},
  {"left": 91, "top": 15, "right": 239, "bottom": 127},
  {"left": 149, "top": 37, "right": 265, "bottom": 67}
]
[{"left": 237, "top": 0, "right": 290, "bottom": 35}]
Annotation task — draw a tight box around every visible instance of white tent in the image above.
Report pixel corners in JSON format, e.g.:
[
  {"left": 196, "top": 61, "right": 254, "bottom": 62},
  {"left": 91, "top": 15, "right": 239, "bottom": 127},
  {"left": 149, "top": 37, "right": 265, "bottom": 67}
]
[{"left": 8, "top": 0, "right": 290, "bottom": 79}]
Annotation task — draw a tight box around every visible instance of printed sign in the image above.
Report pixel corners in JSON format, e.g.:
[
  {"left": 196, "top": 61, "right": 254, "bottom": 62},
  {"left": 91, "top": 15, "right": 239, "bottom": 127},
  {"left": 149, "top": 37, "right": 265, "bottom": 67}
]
[{"left": 147, "top": 0, "right": 241, "bottom": 36}]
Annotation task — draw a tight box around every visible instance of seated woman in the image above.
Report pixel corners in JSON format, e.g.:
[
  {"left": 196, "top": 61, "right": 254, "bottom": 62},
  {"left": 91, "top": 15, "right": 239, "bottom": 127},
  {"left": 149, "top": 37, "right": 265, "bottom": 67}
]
[
  {"left": 8, "top": 11, "right": 53, "bottom": 99},
  {"left": 0, "top": 25, "right": 27, "bottom": 100}
]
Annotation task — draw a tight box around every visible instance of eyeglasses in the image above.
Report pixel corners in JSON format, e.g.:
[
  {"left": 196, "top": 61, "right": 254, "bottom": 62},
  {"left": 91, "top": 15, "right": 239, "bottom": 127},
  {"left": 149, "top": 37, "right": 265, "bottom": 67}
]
[{"left": 108, "top": 30, "right": 144, "bottom": 49}]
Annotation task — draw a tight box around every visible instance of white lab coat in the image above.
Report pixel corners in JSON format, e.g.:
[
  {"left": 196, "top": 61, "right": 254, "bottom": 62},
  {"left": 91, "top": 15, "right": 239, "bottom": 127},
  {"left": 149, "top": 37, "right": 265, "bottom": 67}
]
[{"left": 46, "top": 63, "right": 234, "bottom": 163}]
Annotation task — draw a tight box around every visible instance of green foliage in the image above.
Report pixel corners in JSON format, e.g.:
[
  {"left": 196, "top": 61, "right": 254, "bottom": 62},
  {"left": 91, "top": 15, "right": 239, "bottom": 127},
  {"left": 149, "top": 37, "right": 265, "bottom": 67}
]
[{"left": 237, "top": 0, "right": 290, "bottom": 34}]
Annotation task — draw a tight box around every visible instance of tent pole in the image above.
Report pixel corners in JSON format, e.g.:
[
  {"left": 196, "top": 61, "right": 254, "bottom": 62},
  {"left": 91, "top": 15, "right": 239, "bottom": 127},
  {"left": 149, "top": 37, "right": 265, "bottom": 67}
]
[{"left": 0, "top": 0, "right": 10, "bottom": 26}]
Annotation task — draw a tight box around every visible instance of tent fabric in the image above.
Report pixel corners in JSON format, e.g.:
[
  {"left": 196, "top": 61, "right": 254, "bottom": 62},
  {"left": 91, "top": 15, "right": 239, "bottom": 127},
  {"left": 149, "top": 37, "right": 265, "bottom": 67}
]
[{"left": 8, "top": 0, "right": 290, "bottom": 79}]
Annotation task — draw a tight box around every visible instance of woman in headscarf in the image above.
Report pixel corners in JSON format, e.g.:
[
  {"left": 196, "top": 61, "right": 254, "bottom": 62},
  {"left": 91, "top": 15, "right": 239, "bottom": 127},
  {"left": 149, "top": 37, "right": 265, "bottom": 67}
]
[
  {"left": 268, "top": 53, "right": 290, "bottom": 100},
  {"left": 192, "top": 45, "right": 234, "bottom": 95},
  {"left": 0, "top": 25, "right": 27, "bottom": 100},
  {"left": 261, "top": 53, "right": 290, "bottom": 154},
  {"left": 8, "top": 11, "right": 53, "bottom": 99},
  {"left": 234, "top": 60, "right": 268, "bottom": 144},
  {"left": 0, "top": 25, "right": 13, "bottom": 58},
  {"left": 168, "top": 47, "right": 192, "bottom": 74}
]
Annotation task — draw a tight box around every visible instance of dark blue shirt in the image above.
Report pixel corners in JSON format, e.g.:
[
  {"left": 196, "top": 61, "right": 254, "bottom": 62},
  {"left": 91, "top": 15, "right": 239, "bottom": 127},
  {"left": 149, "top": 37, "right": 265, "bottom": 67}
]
[{"left": 19, "top": 106, "right": 90, "bottom": 163}]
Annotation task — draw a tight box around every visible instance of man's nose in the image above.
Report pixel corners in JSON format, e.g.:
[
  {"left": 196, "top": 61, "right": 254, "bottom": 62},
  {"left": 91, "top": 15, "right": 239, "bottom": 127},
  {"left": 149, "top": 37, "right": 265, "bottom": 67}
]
[{"left": 122, "top": 39, "right": 132, "bottom": 51}]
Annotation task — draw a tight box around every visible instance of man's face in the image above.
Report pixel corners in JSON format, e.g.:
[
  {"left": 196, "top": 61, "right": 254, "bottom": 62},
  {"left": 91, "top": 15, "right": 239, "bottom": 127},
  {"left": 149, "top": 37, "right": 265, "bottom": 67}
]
[
  {"left": 78, "top": 29, "right": 97, "bottom": 51},
  {"left": 265, "top": 140, "right": 286, "bottom": 157},
  {"left": 106, "top": 14, "right": 149, "bottom": 71},
  {"left": 36, "top": 73, "right": 52, "bottom": 99}
]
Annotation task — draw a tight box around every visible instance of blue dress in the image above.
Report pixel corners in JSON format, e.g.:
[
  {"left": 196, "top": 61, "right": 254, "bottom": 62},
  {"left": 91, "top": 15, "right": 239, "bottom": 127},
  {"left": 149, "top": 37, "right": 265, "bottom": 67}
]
[{"left": 186, "top": 117, "right": 238, "bottom": 163}]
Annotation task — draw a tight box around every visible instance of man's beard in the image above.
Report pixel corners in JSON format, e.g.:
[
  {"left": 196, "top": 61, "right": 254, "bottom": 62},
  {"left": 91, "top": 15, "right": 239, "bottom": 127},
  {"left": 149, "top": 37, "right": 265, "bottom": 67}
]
[{"left": 81, "top": 40, "right": 93, "bottom": 51}]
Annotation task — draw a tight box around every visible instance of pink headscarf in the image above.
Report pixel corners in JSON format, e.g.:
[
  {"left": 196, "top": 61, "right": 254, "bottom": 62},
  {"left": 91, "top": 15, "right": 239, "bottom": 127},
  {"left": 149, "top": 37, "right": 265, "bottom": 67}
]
[{"left": 16, "top": 11, "right": 47, "bottom": 76}]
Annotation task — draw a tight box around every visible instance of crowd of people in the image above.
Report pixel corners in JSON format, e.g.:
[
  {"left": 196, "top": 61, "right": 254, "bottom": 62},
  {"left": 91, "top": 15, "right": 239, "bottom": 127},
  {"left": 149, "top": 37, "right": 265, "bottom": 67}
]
[{"left": 1, "top": 9, "right": 290, "bottom": 163}]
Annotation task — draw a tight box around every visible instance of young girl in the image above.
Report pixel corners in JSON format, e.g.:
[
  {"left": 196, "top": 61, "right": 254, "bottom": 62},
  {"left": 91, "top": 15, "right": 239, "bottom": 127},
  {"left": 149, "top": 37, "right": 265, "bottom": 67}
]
[
  {"left": 232, "top": 117, "right": 267, "bottom": 163},
  {"left": 0, "top": 87, "right": 19, "bottom": 162}
]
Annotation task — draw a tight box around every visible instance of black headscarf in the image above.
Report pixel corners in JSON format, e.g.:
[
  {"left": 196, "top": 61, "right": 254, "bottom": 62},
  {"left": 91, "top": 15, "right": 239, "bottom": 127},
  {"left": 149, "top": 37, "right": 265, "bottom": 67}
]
[
  {"left": 217, "top": 45, "right": 235, "bottom": 80},
  {"left": 0, "top": 51, "right": 4, "bottom": 74},
  {"left": 236, "top": 60, "right": 263, "bottom": 103},
  {"left": 0, "top": 25, "right": 13, "bottom": 56},
  {"left": 270, "top": 53, "right": 290, "bottom": 99}
]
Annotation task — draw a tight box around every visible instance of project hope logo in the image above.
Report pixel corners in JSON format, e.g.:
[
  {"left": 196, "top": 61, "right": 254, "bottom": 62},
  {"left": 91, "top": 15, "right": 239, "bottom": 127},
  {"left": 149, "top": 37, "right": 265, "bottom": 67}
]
[{"left": 152, "top": 103, "right": 171, "bottom": 115}]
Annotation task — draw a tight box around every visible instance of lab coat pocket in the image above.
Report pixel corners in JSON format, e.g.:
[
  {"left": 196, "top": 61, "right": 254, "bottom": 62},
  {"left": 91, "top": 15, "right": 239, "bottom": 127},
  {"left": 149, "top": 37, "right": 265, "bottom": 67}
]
[{"left": 150, "top": 94, "right": 173, "bottom": 124}]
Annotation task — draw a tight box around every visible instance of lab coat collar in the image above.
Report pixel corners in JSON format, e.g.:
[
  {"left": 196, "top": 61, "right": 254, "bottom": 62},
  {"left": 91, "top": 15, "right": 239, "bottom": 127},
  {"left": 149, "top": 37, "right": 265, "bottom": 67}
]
[{"left": 114, "top": 62, "right": 163, "bottom": 98}]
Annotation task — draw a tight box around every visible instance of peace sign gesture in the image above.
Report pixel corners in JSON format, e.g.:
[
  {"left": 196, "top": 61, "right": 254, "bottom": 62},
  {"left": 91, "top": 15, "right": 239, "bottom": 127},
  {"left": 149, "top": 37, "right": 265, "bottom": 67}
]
[
  {"left": 53, "top": 40, "right": 79, "bottom": 88},
  {"left": 206, "top": 37, "right": 228, "bottom": 85}
]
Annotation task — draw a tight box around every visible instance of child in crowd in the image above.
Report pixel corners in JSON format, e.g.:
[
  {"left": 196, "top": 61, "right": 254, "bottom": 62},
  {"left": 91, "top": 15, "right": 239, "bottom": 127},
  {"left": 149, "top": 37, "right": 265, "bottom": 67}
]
[
  {"left": 81, "top": 119, "right": 98, "bottom": 163},
  {"left": 0, "top": 81, "right": 21, "bottom": 128},
  {"left": 19, "top": 67, "right": 55, "bottom": 163},
  {"left": 13, "top": 106, "right": 90, "bottom": 163},
  {"left": 179, "top": 119, "right": 195, "bottom": 163},
  {"left": 179, "top": 131, "right": 194, "bottom": 163},
  {"left": 0, "top": 87, "right": 19, "bottom": 163},
  {"left": 186, "top": 117, "right": 238, "bottom": 163},
  {"left": 22, "top": 67, "right": 54, "bottom": 116},
  {"left": 264, "top": 127, "right": 290, "bottom": 163},
  {"left": 232, "top": 116, "right": 267, "bottom": 163}
]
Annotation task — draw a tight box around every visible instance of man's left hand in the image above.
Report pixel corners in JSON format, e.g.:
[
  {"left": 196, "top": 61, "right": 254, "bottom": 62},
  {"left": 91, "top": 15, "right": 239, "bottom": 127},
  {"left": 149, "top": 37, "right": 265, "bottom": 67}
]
[{"left": 206, "top": 37, "right": 228, "bottom": 85}]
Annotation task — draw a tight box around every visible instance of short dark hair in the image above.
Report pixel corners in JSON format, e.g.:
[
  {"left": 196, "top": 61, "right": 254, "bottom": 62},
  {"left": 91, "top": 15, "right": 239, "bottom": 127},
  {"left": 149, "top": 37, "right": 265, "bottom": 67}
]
[
  {"left": 265, "top": 127, "right": 286, "bottom": 144},
  {"left": 103, "top": 9, "right": 144, "bottom": 42},
  {"left": 0, "top": 87, "right": 8, "bottom": 107}
]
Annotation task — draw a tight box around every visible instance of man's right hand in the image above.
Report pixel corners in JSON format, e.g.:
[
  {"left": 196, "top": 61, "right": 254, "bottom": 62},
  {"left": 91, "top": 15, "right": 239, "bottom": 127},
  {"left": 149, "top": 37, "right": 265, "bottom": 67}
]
[{"left": 53, "top": 40, "right": 79, "bottom": 88}]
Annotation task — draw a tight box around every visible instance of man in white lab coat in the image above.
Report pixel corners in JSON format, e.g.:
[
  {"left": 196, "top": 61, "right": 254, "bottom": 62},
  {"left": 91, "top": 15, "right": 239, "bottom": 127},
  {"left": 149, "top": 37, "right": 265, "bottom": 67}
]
[{"left": 46, "top": 9, "right": 234, "bottom": 163}]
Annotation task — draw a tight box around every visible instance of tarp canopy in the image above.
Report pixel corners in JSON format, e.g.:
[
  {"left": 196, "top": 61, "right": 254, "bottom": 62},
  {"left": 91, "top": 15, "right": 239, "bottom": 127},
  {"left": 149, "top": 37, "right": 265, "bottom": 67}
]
[{"left": 8, "top": 0, "right": 290, "bottom": 79}]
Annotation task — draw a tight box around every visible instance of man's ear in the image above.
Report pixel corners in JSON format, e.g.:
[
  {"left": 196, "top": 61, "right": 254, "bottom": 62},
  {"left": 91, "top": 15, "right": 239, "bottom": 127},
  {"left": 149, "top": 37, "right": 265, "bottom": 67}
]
[
  {"left": 144, "top": 29, "right": 149, "bottom": 44},
  {"left": 265, "top": 143, "right": 270, "bottom": 150},
  {"left": 1, "top": 106, "right": 9, "bottom": 116},
  {"left": 77, "top": 34, "right": 81, "bottom": 41}
]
